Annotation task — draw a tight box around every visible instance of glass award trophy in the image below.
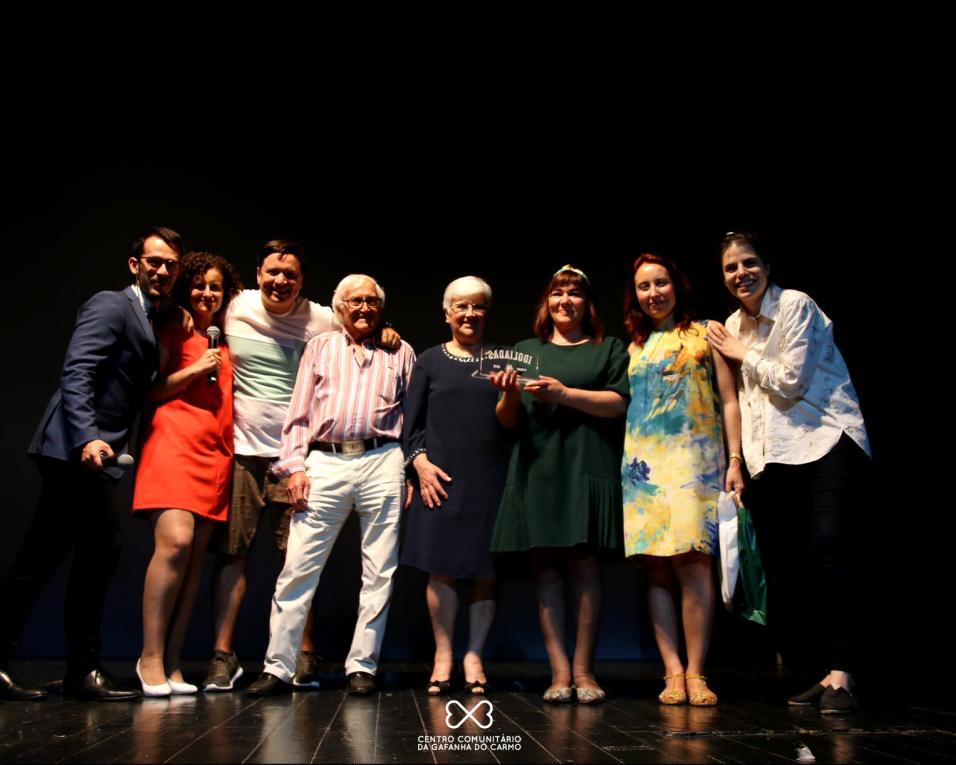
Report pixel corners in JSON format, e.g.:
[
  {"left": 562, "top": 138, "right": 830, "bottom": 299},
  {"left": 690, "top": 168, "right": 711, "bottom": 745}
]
[{"left": 472, "top": 345, "right": 542, "bottom": 386}]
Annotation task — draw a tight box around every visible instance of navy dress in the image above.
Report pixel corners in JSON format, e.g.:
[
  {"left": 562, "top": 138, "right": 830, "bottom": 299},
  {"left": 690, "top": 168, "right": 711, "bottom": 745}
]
[{"left": 401, "top": 344, "right": 510, "bottom": 578}]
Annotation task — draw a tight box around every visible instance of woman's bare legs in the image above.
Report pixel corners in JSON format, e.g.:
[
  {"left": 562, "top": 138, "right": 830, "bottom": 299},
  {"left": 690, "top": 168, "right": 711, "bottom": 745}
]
[
  {"left": 531, "top": 548, "right": 571, "bottom": 692},
  {"left": 568, "top": 546, "right": 603, "bottom": 692},
  {"left": 645, "top": 556, "right": 685, "bottom": 698},
  {"left": 426, "top": 574, "right": 457, "bottom": 687},
  {"left": 463, "top": 578, "right": 496, "bottom": 691},
  {"left": 163, "top": 519, "right": 216, "bottom": 682},
  {"left": 139, "top": 509, "right": 197, "bottom": 685},
  {"left": 673, "top": 551, "right": 716, "bottom": 701}
]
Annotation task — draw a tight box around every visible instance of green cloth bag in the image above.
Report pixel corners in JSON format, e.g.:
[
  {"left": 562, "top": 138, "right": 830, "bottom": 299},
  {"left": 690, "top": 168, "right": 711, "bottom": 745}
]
[{"left": 732, "top": 503, "right": 767, "bottom": 625}]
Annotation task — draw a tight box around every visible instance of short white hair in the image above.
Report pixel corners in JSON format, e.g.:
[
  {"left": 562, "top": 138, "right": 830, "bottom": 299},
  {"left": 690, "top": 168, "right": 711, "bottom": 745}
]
[
  {"left": 332, "top": 274, "right": 385, "bottom": 315},
  {"left": 442, "top": 276, "right": 492, "bottom": 312}
]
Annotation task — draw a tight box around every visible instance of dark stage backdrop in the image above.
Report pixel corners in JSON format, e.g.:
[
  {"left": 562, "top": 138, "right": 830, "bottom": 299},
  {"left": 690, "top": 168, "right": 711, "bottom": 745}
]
[{"left": 1, "top": 133, "right": 916, "bottom": 677}]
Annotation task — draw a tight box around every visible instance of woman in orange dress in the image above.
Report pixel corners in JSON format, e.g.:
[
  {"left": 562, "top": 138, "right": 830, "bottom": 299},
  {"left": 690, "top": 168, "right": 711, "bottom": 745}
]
[{"left": 132, "top": 252, "right": 242, "bottom": 696}]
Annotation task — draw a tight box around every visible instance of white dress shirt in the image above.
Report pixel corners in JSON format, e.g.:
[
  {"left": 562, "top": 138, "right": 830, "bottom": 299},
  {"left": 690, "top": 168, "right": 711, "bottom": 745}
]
[{"left": 726, "top": 283, "right": 870, "bottom": 478}]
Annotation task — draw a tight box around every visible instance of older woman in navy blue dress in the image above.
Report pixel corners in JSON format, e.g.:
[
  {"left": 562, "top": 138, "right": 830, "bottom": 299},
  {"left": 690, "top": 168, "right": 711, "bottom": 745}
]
[{"left": 401, "top": 276, "right": 509, "bottom": 695}]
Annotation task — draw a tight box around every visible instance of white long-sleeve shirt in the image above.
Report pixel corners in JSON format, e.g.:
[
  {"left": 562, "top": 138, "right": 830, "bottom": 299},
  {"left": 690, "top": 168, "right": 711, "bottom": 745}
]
[{"left": 727, "top": 283, "right": 870, "bottom": 478}]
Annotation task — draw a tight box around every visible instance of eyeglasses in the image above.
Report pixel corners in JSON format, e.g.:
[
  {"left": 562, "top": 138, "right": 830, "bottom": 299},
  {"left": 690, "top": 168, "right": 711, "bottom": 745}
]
[
  {"left": 345, "top": 296, "right": 381, "bottom": 309},
  {"left": 141, "top": 256, "right": 180, "bottom": 273},
  {"left": 450, "top": 302, "right": 487, "bottom": 315}
]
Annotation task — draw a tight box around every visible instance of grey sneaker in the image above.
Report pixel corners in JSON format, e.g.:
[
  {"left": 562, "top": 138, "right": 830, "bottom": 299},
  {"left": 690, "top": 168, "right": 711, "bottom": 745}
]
[
  {"left": 293, "top": 651, "right": 322, "bottom": 689},
  {"left": 203, "top": 651, "right": 243, "bottom": 692}
]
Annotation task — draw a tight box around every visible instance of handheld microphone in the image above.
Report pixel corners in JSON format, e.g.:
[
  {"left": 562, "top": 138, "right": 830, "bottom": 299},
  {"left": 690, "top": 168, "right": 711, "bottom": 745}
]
[
  {"left": 99, "top": 452, "right": 135, "bottom": 469},
  {"left": 206, "top": 326, "right": 221, "bottom": 384}
]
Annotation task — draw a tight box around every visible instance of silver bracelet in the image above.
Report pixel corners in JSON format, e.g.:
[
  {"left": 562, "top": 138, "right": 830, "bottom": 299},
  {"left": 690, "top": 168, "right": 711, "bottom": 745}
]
[{"left": 403, "top": 448, "right": 426, "bottom": 470}]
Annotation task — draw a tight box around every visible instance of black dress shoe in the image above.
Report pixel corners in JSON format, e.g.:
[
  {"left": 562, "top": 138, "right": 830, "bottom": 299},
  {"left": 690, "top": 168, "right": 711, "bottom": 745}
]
[
  {"left": 788, "top": 682, "right": 826, "bottom": 706},
  {"left": 0, "top": 668, "right": 47, "bottom": 700},
  {"left": 247, "top": 672, "right": 293, "bottom": 696},
  {"left": 347, "top": 671, "right": 376, "bottom": 696},
  {"left": 63, "top": 669, "right": 142, "bottom": 701},
  {"left": 820, "top": 685, "right": 856, "bottom": 715}
]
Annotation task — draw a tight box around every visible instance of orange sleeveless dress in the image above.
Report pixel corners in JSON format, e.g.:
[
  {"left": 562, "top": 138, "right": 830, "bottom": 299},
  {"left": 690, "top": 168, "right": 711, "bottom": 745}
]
[{"left": 132, "top": 329, "right": 233, "bottom": 520}]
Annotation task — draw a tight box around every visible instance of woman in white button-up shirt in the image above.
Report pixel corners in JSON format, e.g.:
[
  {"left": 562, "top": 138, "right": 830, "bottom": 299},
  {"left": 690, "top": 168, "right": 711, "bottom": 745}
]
[{"left": 707, "top": 231, "right": 870, "bottom": 716}]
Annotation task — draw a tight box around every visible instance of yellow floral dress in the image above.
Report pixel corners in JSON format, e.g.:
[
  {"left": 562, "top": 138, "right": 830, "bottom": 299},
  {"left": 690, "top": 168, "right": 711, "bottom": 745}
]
[{"left": 621, "top": 322, "right": 724, "bottom": 557}]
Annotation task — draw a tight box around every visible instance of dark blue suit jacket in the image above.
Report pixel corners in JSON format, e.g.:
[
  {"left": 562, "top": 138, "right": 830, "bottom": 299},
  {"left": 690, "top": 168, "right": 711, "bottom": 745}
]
[{"left": 28, "top": 285, "right": 157, "bottom": 479}]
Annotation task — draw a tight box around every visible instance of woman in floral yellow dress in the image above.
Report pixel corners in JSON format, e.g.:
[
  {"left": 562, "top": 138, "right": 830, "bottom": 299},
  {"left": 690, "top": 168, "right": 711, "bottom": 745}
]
[{"left": 621, "top": 253, "right": 744, "bottom": 706}]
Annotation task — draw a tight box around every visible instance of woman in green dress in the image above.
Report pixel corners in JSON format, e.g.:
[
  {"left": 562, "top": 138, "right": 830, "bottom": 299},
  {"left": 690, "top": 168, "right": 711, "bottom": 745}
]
[
  {"left": 489, "top": 266, "right": 629, "bottom": 704},
  {"left": 622, "top": 253, "right": 744, "bottom": 707}
]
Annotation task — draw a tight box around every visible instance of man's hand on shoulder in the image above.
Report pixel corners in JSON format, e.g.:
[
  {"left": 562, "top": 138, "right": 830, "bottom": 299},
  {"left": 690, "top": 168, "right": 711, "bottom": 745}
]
[
  {"left": 157, "top": 304, "right": 193, "bottom": 336},
  {"left": 378, "top": 325, "right": 401, "bottom": 350}
]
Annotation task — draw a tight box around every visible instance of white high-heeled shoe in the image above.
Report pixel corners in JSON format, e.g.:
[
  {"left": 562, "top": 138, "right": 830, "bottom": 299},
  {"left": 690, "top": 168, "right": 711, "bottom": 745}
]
[
  {"left": 136, "top": 659, "right": 171, "bottom": 697},
  {"left": 167, "top": 678, "right": 198, "bottom": 695}
]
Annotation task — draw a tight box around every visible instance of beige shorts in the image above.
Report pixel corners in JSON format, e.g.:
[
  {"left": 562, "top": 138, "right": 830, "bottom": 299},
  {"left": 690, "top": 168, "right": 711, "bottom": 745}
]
[{"left": 212, "top": 455, "right": 293, "bottom": 556}]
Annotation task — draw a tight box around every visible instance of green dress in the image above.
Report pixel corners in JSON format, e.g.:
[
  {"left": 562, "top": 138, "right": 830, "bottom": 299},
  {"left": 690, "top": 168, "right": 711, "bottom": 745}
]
[
  {"left": 490, "top": 337, "right": 630, "bottom": 552},
  {"left": 621, "top": 322, "right": 724, "bottom": 557}
]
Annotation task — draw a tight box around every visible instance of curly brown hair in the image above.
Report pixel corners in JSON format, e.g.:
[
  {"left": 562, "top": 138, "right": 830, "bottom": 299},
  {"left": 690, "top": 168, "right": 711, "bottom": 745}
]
[
  {"left": 173, "top": 251, "right": 243, "bottom": 328},
  {"left": 623, "top": 253, "right": 694, "bottom": 348}
]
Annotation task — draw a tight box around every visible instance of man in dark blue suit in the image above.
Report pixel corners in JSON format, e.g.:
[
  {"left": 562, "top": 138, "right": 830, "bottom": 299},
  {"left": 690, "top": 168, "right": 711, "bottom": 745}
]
[{"left": 0, "top": 226, "right": 184, "bottom": 701}]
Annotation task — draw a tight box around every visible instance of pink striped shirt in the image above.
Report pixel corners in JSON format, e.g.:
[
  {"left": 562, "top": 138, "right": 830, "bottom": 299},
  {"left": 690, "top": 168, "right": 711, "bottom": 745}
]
[{"left": 274, "top": 329, "right": 416, "bottom": 475}]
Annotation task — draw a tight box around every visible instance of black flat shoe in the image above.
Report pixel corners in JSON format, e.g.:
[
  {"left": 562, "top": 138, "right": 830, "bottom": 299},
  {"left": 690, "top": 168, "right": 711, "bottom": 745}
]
[
  {"left": 0, "top": 668, "right": 47, "bottom": 700},
  {"left": 427, "top": 679, "right": 451, "bottom": 696},
  {"left": 788, "top": 682, "right": 826, "bottom": 706},
  {"left": 464, "top": 680, "right": 487, "bottom": 696},
  {"left": 63, "top": 669, "right": 142, "bottom": 701}
]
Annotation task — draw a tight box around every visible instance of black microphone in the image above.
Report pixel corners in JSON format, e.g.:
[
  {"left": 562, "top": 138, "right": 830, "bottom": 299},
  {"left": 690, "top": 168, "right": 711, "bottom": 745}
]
[
  {"left": 206, "top": 326, "right": 221, "bottom": 384},
  {"left": 100, "top": 452, "right": 135, "bottom": 469}
]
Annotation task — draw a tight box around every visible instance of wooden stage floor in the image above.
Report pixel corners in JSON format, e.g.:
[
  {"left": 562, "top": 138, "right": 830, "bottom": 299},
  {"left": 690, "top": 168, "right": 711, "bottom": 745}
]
[{"left": 1, "top": 661, "right": 954, "bottom": 764}]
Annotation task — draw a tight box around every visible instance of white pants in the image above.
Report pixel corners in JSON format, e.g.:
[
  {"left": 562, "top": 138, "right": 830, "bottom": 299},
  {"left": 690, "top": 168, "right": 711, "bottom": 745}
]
[{"left": 263, "top": 442, "right": 403, "bottom": 680}]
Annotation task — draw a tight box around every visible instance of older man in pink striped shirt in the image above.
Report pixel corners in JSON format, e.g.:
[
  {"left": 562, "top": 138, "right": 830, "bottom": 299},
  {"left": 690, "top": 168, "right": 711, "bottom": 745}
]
[{"left": 247, "top": 274, "right": 416, "bottom": 697}]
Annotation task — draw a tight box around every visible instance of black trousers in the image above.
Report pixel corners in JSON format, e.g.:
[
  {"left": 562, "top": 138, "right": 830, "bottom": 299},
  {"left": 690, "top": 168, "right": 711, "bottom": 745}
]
[
  {"left": 0, "top": 457, "right": 121, "bottom": 674},
  {"left": 752, "top": 433, "right": 869, "bottom": 673}
]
